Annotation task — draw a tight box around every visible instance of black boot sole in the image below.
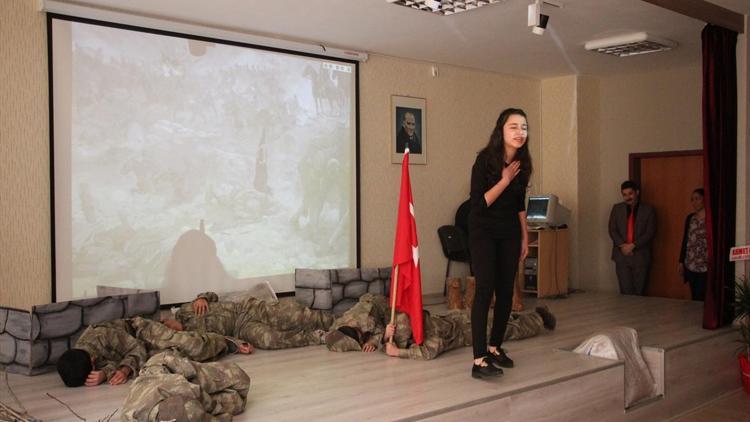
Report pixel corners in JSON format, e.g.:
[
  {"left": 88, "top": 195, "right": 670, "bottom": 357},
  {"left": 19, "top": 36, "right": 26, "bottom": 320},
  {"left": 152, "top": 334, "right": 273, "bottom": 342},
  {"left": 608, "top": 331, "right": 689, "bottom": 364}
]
[{"left": 471, "top": 365, "right": 504, "bottom": 379}]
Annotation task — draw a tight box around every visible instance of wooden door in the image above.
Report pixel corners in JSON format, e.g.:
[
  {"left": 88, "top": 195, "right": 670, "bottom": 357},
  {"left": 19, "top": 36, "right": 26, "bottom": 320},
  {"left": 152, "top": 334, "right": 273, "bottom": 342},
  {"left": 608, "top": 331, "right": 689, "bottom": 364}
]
[{"left": 634, "top": 152, "right": 703, "bottom": 300}]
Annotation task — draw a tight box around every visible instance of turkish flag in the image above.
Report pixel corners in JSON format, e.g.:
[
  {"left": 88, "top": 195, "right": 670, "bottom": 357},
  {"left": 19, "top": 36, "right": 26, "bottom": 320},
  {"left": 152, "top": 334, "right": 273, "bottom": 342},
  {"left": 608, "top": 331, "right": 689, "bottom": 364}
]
[{"left": 390, "top": 150, "right": 424, "bottom": 344}]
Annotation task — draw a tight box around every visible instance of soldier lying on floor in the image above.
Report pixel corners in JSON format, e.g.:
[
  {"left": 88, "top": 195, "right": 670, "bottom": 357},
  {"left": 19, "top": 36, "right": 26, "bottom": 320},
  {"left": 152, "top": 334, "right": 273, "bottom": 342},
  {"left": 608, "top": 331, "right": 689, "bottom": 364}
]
[
  {"left": 121, "top": 350, "right": 251, "bottom": 422},
  {"left": 168, "top": 291, "right": 334, "bottom": 350},
  {"left": 325, "top": 293, "right": 556, "bottom": 359},
  {"left": 382, "top": 306, "right": 556, "bottom": 360},
  {"left": 325, "top": 293, "right": 391, "bottom": 352},
  {"left": 56, "top": 317, "right": 251, "bottom": 387}
]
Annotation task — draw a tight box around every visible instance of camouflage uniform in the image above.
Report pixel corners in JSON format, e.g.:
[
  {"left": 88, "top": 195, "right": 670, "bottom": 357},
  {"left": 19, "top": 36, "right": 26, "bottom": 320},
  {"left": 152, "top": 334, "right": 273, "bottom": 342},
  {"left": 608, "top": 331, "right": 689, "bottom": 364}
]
[
  {"left": 131, "top": 316, "right": 240, "bottom": 362},
  {"left": 176, "top": 292, "right": 334, "bottom": 349},
  {"left": 121, "top": 350, "right": 250, "bottom": 422},
  {"left": 391, "top": 310, "right": 471, "bottom": 360},
  {"left": 327, "top": 293, "right": 390, "bottom": 351},
  {"left": 392, "top": 309, "right": 545, "bottom": 360},
  {"left": 503, "top": 310, "right": 544, "bottom": 341},
  {"left": 74, "top": 319, "right": 148, "bottom": 383}
]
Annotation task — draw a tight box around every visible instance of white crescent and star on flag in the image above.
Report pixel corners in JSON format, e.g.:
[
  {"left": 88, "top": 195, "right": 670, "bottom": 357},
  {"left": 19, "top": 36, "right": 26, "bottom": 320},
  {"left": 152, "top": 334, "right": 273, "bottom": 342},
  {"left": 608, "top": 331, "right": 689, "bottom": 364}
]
[{"left": 410, "top": 200, "right": 419, "bottom": 267}]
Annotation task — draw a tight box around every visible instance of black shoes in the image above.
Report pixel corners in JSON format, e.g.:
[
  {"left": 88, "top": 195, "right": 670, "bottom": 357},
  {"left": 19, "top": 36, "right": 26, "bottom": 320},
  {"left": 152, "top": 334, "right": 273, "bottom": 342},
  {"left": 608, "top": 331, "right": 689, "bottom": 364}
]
[
  {"left": 471, "top": 358, "right": 504, "bottom": 379},
  {"left": 536, "top": 305, "right": 557, "bottom": 330},
  {"left": 487, "top": 348, "right": 514, "bottom": 368},
  {"left": 472, "top": 349, "right": 513, "bottom": 379}
]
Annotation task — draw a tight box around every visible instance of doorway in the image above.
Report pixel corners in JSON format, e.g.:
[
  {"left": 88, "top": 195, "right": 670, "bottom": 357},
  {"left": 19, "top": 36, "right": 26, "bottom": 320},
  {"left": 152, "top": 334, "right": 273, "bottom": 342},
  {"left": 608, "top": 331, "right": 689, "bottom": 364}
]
[{"left": 631, "top": 150, "right": 703, "bottom": 300}]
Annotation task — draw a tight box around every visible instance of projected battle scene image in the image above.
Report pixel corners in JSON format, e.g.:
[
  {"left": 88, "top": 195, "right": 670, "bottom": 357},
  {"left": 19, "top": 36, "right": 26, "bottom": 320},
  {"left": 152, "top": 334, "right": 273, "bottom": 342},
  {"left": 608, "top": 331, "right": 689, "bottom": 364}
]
[{"left": 54, "top": 20, "right": 357, "bottom": 303}]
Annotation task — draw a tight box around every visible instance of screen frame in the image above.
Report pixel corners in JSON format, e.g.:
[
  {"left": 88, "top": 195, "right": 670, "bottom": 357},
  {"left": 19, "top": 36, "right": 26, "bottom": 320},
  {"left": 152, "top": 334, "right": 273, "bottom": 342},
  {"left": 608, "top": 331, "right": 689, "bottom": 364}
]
[
  {"left": 47, "top": 13, "right": 361, "bottom": 302},
  {"left": 526, "top": 196, "right": 551, "bottom": 223}
]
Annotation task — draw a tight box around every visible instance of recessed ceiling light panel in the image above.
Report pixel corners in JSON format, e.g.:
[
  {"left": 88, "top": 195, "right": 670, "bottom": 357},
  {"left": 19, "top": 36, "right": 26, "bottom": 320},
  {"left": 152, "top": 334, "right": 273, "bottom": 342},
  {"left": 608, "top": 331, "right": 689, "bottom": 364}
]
[
  {"left": 386, "top": 0, "right": 503, "bottom": 16},
  {"left": 584, "top": 32, "right": 677, "bottom": 57}
]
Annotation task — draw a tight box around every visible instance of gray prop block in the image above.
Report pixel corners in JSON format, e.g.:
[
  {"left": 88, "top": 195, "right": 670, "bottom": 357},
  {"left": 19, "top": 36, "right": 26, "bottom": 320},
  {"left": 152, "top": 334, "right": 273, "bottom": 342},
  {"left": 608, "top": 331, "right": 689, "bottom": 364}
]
[
  {"left": 0, "top": 291, "right": 160, "bottom": 376},
  {"left": 294, "top": 267, "right": 392, "bottom": 314},
  {"left": 295, "top": 288, "right": 315, "bottom": 308},
  {"left": 295, "top": 269, "right": 333, "bottom": 289}
]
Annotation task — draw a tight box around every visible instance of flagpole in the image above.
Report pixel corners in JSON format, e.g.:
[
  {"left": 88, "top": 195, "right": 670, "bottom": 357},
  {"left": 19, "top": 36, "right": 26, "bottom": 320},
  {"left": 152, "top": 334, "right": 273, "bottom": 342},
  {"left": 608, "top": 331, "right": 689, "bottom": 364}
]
[
  {"left": 390, "top": 146, "right": 407, "bottom": 330},
  {"left": 389, "top": 264, "right": 399, "bottom": 343}
]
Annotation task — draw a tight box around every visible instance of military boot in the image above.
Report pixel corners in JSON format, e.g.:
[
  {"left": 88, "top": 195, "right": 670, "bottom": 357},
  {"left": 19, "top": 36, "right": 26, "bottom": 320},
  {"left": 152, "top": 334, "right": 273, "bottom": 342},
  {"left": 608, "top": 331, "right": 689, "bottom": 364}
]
[
  {"left": 446, "top": 277, "right": 464, "bottom": 310},
  {"left": 464, "top": 276, "right": 476, "bottom": 311}
]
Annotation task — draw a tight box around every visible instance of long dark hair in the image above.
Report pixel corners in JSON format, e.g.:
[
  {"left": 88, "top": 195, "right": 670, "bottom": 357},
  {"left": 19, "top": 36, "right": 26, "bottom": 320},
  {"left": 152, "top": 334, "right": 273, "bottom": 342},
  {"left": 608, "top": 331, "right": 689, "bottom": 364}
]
[{"left": 481, "top": 108, "right": 533, "bottom": 187}]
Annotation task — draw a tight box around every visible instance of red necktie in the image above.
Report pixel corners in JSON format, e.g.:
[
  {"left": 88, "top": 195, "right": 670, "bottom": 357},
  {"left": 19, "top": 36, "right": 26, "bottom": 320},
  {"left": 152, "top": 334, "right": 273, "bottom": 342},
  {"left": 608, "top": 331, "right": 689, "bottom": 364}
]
[{"left": 626, "top": 211, "right": 635, "bottom": 244}]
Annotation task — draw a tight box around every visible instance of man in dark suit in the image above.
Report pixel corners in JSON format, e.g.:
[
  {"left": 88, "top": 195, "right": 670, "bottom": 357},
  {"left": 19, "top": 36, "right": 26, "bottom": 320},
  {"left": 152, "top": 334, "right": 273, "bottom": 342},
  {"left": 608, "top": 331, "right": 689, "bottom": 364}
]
[{"left": 608, "top": 180, "right": 657, "bottom": 295}]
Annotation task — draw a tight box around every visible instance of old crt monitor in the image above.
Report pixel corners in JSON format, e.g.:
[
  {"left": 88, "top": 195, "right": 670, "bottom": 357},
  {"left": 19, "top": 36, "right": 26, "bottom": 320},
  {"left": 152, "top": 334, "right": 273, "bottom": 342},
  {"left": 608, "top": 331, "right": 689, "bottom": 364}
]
[{"left": 526, "top": 194, "right": 570, "bottom": 228}]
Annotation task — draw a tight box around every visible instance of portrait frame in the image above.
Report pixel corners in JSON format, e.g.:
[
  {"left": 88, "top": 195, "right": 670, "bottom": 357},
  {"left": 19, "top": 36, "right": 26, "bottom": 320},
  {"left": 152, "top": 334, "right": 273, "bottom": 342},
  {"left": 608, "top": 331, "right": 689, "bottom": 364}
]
[{"left": 391, "top": 95, "right": 426, "bottom": 165}]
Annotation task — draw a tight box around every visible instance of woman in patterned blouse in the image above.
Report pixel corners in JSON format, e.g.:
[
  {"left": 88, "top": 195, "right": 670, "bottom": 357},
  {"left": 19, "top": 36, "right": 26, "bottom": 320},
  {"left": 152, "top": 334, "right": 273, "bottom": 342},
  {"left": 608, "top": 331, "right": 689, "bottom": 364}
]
[{"left": 678, "top": 188, "right": 707, "bottom": 301}]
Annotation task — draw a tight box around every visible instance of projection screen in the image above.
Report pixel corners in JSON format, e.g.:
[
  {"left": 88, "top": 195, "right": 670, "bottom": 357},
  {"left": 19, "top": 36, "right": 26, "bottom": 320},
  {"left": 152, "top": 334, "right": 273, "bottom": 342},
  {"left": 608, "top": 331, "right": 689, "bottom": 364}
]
[{"left": 50, "top": 16, "right": 359, "bottom": 304}]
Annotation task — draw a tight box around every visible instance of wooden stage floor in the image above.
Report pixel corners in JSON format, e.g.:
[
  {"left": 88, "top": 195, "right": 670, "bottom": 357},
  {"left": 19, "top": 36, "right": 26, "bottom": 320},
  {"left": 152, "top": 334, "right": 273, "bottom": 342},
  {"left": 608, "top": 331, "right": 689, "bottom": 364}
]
[{"left": 2, "top": 292, "right": 740, "bottom": 421}]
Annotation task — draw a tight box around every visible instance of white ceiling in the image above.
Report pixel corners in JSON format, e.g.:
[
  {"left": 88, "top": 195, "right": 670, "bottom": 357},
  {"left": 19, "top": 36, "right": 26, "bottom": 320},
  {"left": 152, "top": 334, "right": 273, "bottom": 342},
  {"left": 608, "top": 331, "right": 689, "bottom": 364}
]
[{"left": 54, "top": 0, "right": 749, "bottom": 78}]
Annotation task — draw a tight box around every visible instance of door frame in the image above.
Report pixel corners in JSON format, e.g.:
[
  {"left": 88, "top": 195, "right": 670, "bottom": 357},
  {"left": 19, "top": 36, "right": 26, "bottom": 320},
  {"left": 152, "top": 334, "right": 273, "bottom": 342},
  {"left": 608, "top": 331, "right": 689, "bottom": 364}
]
[
  {"left": 629, "top": 150, "right": 704, "bottom": 183},
  {"left": 629, "top": 149, "right": 704, "bottom": 299}
]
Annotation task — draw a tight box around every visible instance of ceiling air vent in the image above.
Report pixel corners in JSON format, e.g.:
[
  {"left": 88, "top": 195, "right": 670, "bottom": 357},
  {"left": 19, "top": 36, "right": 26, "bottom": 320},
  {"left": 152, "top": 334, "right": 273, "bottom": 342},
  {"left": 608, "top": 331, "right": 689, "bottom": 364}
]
[
  {"left": 584, "top": 32, "right": 676, "bottom": 57},
  {"left": 386, "top": 0, "right": 503, "bottom": 16}
]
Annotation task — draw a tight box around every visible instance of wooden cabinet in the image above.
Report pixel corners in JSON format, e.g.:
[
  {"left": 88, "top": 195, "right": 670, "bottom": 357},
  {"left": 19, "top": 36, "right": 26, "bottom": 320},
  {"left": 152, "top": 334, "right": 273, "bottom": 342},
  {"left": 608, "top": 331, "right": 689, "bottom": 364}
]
[{"left": 519, "top": 228, "right": 568, "bottom": 297}]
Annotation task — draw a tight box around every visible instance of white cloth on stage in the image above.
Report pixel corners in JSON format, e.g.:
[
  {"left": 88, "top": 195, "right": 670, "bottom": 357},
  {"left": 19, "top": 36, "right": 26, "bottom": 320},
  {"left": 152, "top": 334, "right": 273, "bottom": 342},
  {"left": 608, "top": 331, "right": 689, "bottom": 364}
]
[{"left": 573, "top": 326, "right": 657, "bottom": 407}]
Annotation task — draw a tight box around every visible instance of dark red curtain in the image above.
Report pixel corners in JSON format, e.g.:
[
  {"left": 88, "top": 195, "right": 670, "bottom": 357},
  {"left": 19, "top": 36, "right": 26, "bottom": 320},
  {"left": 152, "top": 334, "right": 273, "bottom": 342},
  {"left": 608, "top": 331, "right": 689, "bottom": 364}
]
[{"left": 701, "top": 24, "right": 737, "bottom": 329}]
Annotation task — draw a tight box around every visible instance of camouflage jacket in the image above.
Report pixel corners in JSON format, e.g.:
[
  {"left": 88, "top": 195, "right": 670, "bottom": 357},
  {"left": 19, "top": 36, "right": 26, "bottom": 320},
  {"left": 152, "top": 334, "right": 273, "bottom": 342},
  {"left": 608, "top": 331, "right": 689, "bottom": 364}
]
[
  {"left": 392, "top": 310, "right": 471, "bottom": 360},
  {"left": 74, "top": 319, "right": 147, "bottom": 382},
  {"left": 390, "top": 309, "right": 543, "bottom": 360},
  {"left": 176, "top": 292, "right": 333, "bottom": 343},
  {"left": 121, "top": 350, "right": 251, "bottom": 422},
  {"left": 130, "top": 316, "right": 237, "bottom": 362},
  {"left": 504, "top": 310, "right": 543, "bottom": 341},
  {"left": 175, "top": 292, "right": 238, "bottom": 336},
  {"left": 329, "top": 293, "right": 391, "bottom": 351}
]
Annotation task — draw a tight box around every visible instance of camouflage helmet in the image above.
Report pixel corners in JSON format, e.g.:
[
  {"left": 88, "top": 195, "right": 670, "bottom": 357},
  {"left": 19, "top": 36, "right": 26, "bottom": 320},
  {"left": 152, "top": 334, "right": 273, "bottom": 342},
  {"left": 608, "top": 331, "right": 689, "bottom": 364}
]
[{"left": 324, "top": 330, "right": 362, "bottom": 352}]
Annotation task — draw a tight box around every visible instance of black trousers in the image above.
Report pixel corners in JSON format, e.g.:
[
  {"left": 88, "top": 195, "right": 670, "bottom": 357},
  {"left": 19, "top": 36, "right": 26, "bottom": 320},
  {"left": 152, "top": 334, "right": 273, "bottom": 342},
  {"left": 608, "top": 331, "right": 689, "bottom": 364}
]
[
  {"left": 469, "top": 235, "right": 520, "bottom": 359},
  {"left": 684, "top": 269, "right": 707, "bottom": 301}
]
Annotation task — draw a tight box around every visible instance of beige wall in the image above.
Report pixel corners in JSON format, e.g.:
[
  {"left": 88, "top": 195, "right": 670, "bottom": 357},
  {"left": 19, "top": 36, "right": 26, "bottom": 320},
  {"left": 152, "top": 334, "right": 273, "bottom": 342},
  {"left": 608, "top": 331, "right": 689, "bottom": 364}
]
[
  {"left": 2, "top": 0, "right": 746, "bottom": 308},
  {"left": 539, "top": 68, "right": 705, "bottom": 293},
  {"left": 576, "top": 76, "right": 602, "bottom": 291},
  {"left": 540, "top": 75, "right": 579, "bottom": 286},
  {"left": 359, "top": 55, "right": 540, "bottom": 295},
  {"left": 1, "top": 0, "right": 51, "bottom": 309},
  {"left": 0, "top": 2, "right": 542, "bottom": 308},
  {"left": 578, "top": 66, "right": 704, "bottom": 293}
]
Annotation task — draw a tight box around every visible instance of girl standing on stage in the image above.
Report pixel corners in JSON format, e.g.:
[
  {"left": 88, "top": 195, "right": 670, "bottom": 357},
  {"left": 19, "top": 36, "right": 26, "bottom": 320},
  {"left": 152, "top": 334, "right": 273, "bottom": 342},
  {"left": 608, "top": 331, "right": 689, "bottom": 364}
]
[{"left": 468, "top": 108, "right": 532, "bottom": 379}]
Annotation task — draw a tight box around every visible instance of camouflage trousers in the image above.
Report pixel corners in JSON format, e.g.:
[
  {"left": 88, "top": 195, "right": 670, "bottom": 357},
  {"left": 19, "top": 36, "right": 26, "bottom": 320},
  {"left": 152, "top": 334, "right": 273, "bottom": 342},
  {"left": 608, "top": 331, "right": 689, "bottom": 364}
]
[
  {"left": 121, "top": 351, "right": 250, "bottom": 422},
  {"left": 132, "top": 316, "right": 229, "bottom": 362},
  {"left": 395, "top": 309, "right": 542, "bottom": 348},
  {"left": 236, "top": 298, "right": 334, "bottom": 349},
  {"left": 503, "top": 311, "right": 543, "bottom": 341},
  {"left": 461, "top": 310, "right": 543, "bottom": 343},
  {"left": 412, "top": 311, "right": 473, "bottom": 360}
]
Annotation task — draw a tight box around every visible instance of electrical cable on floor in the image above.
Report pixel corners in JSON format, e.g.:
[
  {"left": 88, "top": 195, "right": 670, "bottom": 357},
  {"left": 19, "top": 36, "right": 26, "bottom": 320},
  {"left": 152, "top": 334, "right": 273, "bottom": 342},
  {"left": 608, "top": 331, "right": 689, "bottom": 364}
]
[
  {"left": 99, "top": 407, "right": 119, "bottom": 422},
  {"left": 0, "top": 370, "right": 38, "bottom": 422},
  {"left": 45, "top": 393, "right": 86, "bottom": 421}
]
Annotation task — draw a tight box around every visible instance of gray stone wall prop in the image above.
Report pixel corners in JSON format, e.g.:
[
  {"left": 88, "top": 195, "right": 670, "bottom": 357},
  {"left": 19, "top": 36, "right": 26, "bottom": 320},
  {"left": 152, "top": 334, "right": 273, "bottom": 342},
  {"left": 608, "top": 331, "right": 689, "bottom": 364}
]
[
  {"left": 295, "top": 267, "right": 392, "bottom": 315},
  {"left": 0, "top": 292, "right": 160, "bottom": 376}
]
